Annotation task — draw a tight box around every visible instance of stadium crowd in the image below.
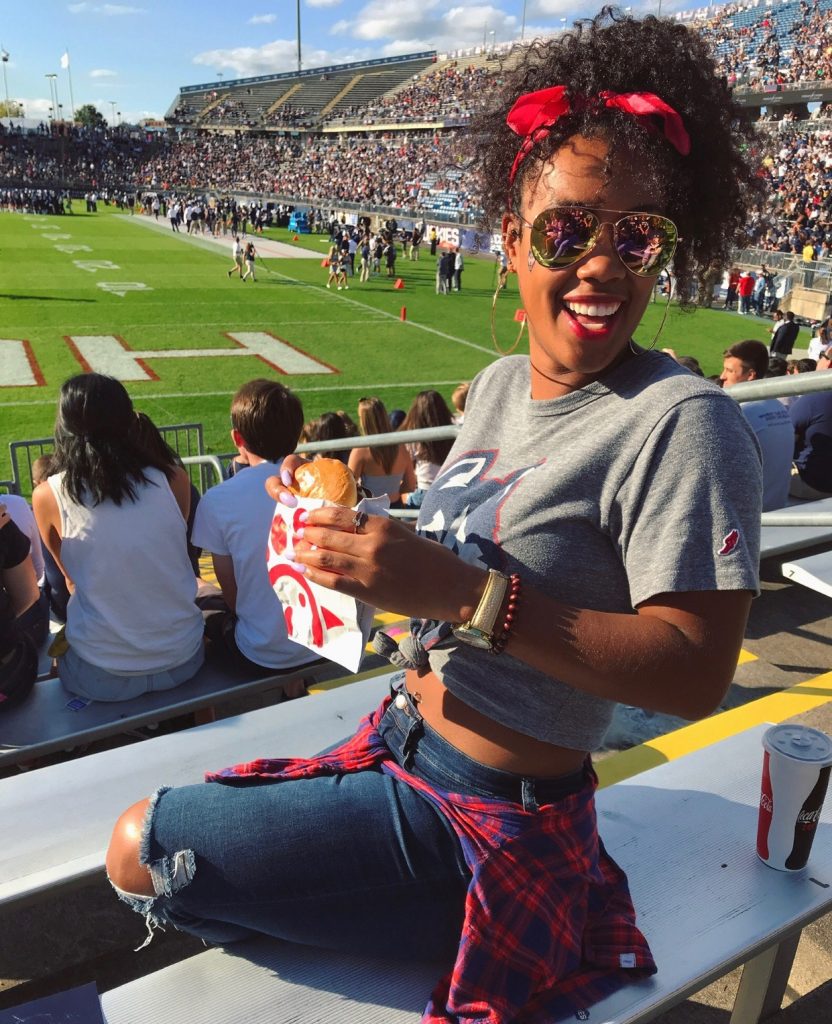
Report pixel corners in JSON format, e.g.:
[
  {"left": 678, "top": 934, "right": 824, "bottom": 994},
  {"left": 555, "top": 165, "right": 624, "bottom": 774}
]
[
  {"left": 330, "top": 64, "right": 492, "bottom": 125},
  {"left": 2, "top": 3, "right": 832, "bottom": 240}
]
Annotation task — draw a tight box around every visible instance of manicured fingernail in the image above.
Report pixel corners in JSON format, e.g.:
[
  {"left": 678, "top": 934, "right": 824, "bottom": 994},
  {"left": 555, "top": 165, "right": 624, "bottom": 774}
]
[
  {"left": 280, "top": 468, "right": 293, "bottom": 486},
  {"left": 279, "top": 491, "right": 298, "bottom": 507},
  {"left": 294, "top": 528, "right": 304, "bottom": 540},
  {"left": 288, "top": 561, "right": 307, "bottom": 574},
  {"left": 310, "top": 544, "right": 318, "bottom": 552},
  {"left": 298, "top": 510, "right": 308, "bottom": 523}
]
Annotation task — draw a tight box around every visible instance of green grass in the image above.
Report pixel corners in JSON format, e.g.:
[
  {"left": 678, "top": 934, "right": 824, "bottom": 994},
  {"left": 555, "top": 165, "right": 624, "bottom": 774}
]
[{"left": 0, "top": 204, "right": 774, "bottom": 485}]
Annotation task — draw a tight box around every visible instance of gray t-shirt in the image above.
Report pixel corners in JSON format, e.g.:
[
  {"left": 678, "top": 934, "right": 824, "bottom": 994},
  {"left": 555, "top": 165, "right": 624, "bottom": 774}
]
[{"left": 414, "top": 352, "right": 762, "bottom": 751}]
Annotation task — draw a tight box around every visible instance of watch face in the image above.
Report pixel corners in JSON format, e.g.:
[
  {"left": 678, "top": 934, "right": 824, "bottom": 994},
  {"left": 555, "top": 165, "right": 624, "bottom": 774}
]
[{"left": 452, "top": 626, "right": 492, "bottom": 651}]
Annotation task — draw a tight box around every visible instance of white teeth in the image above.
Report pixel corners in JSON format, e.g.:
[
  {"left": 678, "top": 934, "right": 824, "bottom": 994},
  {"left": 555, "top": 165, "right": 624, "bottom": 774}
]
[{"left": 565, "top": 300, "right": 622, "bottom": 318}]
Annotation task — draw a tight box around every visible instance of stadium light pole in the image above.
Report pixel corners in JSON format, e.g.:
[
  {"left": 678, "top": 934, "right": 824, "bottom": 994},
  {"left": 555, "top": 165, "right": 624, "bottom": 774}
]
[
  {"left": 520, "top": 0, "right": 526, "bottom": 41},
  {"left": 109, "top": 100, "right": 117, "bottom": 125},
  {"left": 0, "top": 49, "right": 10, "bottom": 113},
  {"left": 297, "top": 0, "right": 302, "bottom": 71}
]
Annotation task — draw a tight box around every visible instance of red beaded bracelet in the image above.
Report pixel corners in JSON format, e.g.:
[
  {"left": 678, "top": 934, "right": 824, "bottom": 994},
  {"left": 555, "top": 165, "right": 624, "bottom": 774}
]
[{"left": 490, "top": 572, "right": 521, "bottom": 655}]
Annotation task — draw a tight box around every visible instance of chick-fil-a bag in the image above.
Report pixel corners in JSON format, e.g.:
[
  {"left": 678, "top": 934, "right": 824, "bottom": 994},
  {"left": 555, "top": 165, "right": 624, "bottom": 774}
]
[{"left": 267, "top": 495, "right": 389, "bottom": 672}]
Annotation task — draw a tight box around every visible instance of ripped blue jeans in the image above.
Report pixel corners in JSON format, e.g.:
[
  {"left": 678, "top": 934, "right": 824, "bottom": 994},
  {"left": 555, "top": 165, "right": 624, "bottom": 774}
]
[{"left": 113, "top": 683, "right": 585, "bottom": 961}]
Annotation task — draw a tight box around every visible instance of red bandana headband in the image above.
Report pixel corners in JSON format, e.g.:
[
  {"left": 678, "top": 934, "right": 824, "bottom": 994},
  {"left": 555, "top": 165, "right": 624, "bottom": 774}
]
[{"left": 506, "top": 85, "right": 691, "bottom": 190}]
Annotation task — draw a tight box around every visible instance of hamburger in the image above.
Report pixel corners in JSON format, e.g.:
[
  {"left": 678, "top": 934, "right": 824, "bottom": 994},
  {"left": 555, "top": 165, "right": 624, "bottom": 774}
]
[{"left": 288, "top": 458, "right": 358, "bottom": 507}]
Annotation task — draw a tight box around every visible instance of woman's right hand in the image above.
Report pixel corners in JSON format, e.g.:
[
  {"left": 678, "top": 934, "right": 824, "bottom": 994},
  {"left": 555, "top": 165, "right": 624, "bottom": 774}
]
[{"left": 0, "top": 503, "right": 9, "bottom": 529}]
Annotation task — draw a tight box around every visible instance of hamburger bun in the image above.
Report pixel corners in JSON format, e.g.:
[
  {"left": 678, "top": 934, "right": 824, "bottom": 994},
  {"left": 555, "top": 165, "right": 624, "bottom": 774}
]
[{"left": 289, "top": 459, "right": 358, "bottom": 507}]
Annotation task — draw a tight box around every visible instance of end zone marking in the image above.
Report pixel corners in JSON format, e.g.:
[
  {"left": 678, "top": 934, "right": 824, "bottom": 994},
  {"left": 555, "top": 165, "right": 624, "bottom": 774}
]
[{"left": 0, "top": 340, "right": 46, "bottom": 387}]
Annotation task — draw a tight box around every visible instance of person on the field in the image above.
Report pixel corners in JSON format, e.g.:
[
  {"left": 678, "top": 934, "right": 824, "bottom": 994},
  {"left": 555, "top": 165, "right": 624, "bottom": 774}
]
[
  {"left": 241, "top": 241, "right": 257, "bottom": 282},
  {"left": 227, "top": 236, "right": 244, "bottom": 279}
]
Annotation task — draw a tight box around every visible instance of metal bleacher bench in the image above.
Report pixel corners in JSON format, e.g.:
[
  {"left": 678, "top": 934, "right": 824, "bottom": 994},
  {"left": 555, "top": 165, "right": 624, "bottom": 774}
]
[
  {"left": 3, "top": 676, "right": 831, "bottom": 1024},
  {"left": 0, "top": 652, "right": 351, "bottom": 769},
  {"left": 759, "top": 496, "right": 832, "bottom": 562},
  {"left": 760, "top": 497, "right": 832, "bottom": 601}
]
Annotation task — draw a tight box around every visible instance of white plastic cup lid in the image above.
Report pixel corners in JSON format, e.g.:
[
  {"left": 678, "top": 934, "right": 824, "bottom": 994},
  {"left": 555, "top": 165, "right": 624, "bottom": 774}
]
[{"left": 763, "top": 724, "right": 832, "bottom": 766}]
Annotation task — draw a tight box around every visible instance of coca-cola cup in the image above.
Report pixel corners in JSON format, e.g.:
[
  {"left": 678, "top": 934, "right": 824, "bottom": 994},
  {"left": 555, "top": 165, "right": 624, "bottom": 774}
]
[{"left": 757, "top": 724, "right": 832, "bottom": 871}]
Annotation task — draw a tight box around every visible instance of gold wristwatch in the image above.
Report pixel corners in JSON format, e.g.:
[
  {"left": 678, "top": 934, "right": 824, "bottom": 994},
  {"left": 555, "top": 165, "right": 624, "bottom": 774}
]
[{"left": 452, "top": 569, "right": 510, "bottom": 651}]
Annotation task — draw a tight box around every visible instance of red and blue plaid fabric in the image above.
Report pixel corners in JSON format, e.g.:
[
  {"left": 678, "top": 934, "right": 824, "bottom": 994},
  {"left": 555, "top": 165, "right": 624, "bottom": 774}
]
[{"left": 207, "top": 697, "right": 656, "bottom": 1023}]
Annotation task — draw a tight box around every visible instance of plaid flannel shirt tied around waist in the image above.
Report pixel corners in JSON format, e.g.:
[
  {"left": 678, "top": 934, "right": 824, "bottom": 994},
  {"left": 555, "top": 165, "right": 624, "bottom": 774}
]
[{"left": 207, "top": 696, "right": 656, "bottom": 1024}]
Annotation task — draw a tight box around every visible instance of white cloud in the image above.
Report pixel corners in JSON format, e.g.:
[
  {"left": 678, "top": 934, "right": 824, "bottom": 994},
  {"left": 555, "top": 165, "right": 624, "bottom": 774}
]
[
  {"left": 333, "top": 0, "right": 517, "bottom": 50},
  {"left": 15, "top": 97, "right": 54, "bottom": 120},
  {"left": 525, "top": 0, "right": 573, "bottom": 17},
  {"left": 306, "top": 0, "right": 343, "bottom": 8},
  {"left": 248, "top": 13, "right": 277, "bottom": 23},
  {"left": 68, "top": 2, "right": 145, "bottom": 13},
  {"left": 193, "top": 40, "right": 351, "bottom": 77},
  {"left": 90, "top": 68, "right": 118, "bottom": 78}
]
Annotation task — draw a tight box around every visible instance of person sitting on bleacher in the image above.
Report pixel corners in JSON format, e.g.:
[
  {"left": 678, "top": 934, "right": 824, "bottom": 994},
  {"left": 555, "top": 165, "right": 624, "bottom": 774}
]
[
  {"left": 0, "top": 504, "right": 40, "bottom": 702},
  {"left": 788, "top": 348, "right": 832, "bottom": 499},
  {"left": 30, "top": 454, "right": 70, "bottom": 623},
  {"left": 720, "top": 340, "right": 794, "bottom": 511},
  {"left": 31, "top": 374, "right": 205, "bottom": 701},
  {"left": 192, "top": 379, "right": 321, "bottom": 689},
  {"left": 106, "top": 16, "right": 763, "bottom": 1022},
  {"left": 2, "top": 492, "right": 48, "bottom": 649}
]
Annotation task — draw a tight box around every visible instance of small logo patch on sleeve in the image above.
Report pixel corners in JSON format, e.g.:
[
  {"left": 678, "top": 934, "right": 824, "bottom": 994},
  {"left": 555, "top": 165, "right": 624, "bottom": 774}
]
[
  {"left": 718, "top": 529, "right": 740, "bottom": 556},
  {"left": 619, "top": 952, "right": 637, "bottom": 968}
]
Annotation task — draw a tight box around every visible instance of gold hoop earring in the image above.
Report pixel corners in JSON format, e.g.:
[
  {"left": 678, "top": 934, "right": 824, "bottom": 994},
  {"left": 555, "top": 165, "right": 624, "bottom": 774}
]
[
  {"left": 491, "top": 282, "right": 527, "bottom": 356},
  {"left": 630, "top": 271, "right": 673, "bottom": 355}
]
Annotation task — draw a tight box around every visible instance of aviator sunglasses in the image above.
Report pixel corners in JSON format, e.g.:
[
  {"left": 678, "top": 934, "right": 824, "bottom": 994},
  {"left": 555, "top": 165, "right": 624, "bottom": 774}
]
[{"left": 518, "top": 206, "right": 679, "bottom": 277}]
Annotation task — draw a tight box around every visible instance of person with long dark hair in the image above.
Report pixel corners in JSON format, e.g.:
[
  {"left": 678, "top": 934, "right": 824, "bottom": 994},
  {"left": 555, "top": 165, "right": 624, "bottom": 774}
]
[
  {"left": 32, "top": 374, "right": 204, "bottom": 700},
  {"left": 107, "top": 12, "right": 763, "bottom": 1020}
]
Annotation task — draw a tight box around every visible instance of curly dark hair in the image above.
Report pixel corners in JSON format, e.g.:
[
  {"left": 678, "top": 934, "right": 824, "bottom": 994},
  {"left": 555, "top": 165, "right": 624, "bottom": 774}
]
[{"left": 468, "top": 7, "right": 764, "bottom": 303}]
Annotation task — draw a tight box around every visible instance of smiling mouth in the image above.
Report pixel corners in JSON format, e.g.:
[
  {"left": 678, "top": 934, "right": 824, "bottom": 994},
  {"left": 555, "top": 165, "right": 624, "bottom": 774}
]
[{"left": 563, "top": 298, "right": 624, "bottom": 333}]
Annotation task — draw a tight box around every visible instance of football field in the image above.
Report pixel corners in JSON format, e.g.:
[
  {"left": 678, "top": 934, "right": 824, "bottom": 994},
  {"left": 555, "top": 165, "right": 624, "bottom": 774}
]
[{"left": 0, "top": 204, "right": 773, "bottom": 487}]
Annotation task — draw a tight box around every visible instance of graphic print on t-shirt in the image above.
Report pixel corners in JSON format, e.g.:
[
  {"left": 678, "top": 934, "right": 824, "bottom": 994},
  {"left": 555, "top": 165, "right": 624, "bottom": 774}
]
[{"left": 418, "top": 450, "right": 541, "bottom": 571}]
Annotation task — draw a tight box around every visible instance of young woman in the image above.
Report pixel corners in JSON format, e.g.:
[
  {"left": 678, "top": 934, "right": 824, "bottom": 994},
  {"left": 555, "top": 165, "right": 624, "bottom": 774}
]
[
  {"left": 33, "top": 375, "right": 204, "bottom": 700},
  {"left": 241, "top": 240, "right": 257, "bottom": 282},
  {"left": 107, "top": 12, "right": 763, "bottom": 1020},
  {"left": 399, "top": 389, "right": 456, "bottom": 508},
  {"left": 347, "top": 396, "right": 415, "bottom": 505}
]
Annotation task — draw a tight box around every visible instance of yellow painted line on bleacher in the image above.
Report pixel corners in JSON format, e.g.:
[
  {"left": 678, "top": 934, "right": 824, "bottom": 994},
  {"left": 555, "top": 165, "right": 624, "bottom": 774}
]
[
  {"left": 596, "top": 670, "right": 832, "bottom": 788},
  {"left": 737, "top": 648, "right": 757, "bottom": 665},
  {"left": 375, "top": 612, "right": 408, "bottom": 626}
]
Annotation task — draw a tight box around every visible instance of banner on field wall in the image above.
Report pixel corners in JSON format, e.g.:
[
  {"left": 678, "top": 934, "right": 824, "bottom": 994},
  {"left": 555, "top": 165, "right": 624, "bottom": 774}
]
[{"left": 397, "top": 220, "right": 503, "bottom": 255}]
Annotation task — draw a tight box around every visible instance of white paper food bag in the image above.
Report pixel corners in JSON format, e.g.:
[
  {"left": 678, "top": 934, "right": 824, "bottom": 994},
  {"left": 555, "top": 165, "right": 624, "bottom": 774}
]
[{"left": 267, "top": 495, "right": 389, "bottom": 673}]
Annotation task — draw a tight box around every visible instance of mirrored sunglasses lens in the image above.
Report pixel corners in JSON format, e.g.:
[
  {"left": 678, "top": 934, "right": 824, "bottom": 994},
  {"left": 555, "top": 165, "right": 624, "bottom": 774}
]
[
  {"left": 530, "top": 208, "right": 598, "bottom": 268},
  {"left": 616, "top": 215, "right": 677, "bottom": 276}
]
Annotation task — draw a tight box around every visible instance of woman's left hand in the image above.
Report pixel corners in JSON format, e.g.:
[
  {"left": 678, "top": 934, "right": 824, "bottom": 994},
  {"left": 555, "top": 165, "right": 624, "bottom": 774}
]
[{"left": 268, "top": 501, "right": 486, "bottom": 623}]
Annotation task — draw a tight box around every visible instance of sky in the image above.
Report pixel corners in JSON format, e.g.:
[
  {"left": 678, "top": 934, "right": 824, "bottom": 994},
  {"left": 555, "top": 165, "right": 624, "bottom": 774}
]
[{"left": 0, "top": 1, "right": 682, "bottom": 125}]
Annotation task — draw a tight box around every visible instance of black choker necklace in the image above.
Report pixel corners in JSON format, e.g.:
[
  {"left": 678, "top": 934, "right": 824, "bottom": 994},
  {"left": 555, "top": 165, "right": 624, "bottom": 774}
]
[
  {"left": 528, "top": 360, "right": 583, "bottom": 389},
  {"left": 529, "top": 344, "right": 637, "bottom": 388}
]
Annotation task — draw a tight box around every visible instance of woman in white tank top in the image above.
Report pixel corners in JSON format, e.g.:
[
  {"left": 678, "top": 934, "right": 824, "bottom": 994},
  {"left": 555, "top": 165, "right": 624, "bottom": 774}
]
[{"left": 32, "top": 374, "right": 204, "bottom": 701}]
